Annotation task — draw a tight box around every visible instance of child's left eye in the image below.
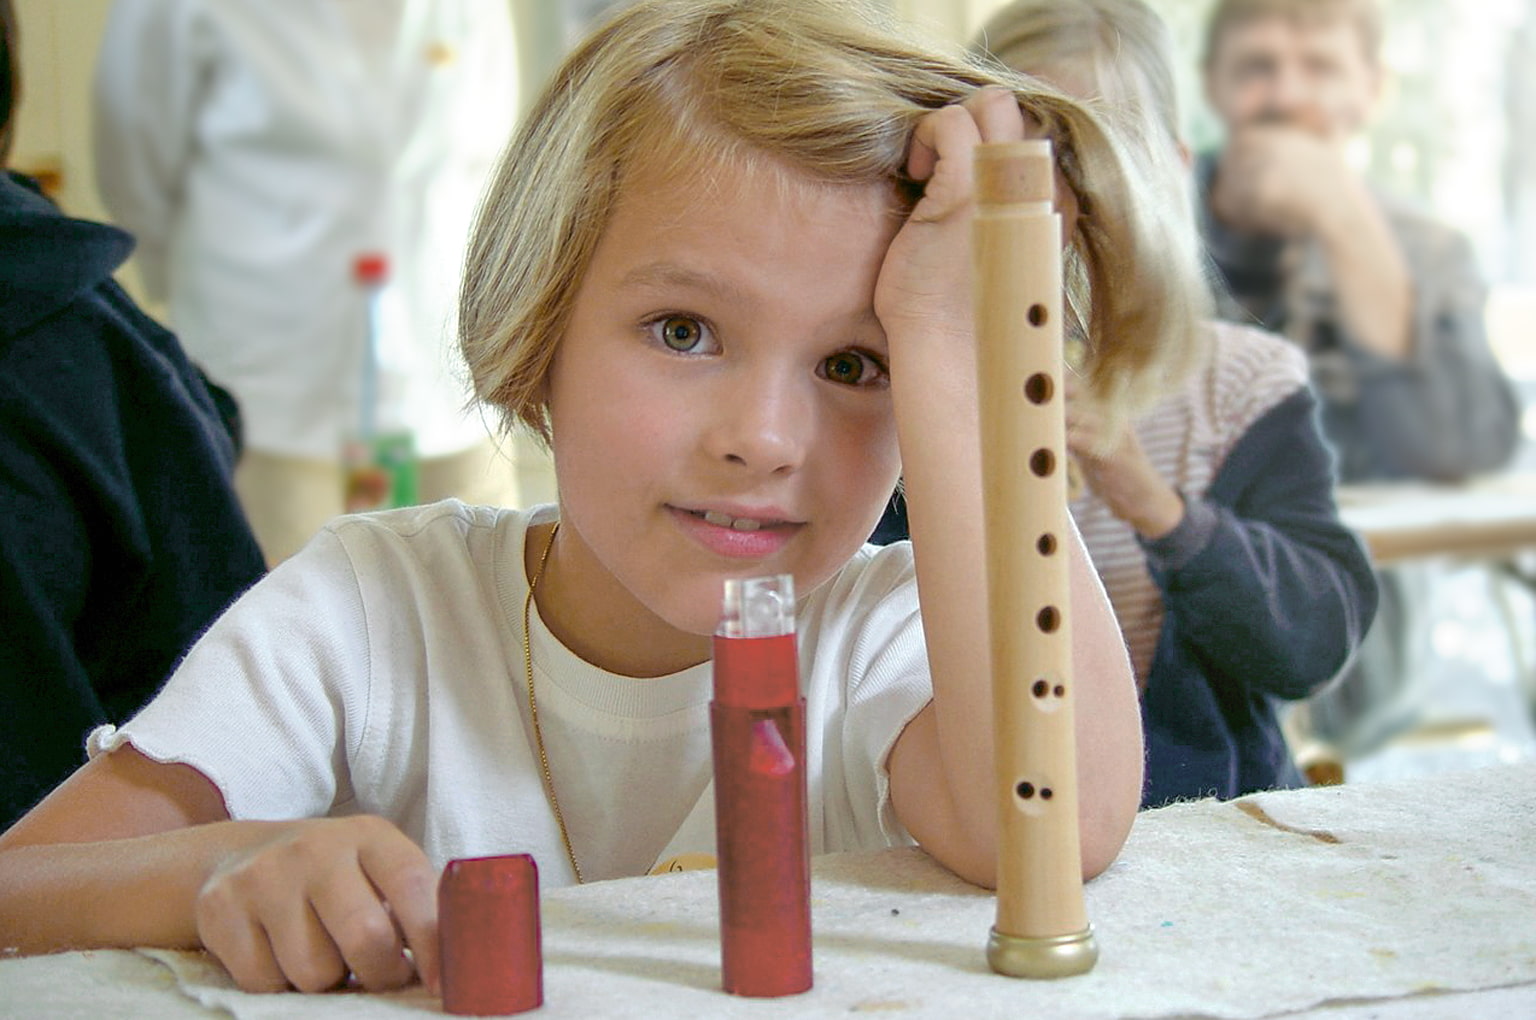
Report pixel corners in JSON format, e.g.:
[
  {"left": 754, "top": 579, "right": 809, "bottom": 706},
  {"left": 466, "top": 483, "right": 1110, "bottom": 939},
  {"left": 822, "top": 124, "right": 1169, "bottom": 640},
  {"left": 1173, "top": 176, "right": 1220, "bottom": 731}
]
[{"left": 820, "top": 350, "right": 887, "bottom": 388}]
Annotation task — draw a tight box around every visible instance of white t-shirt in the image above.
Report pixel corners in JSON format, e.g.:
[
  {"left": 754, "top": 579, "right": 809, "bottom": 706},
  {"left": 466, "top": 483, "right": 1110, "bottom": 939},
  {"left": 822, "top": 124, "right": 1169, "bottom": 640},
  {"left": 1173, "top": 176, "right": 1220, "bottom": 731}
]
[{"left": 91, "top": 502, "right": 931, "bottom": 887}]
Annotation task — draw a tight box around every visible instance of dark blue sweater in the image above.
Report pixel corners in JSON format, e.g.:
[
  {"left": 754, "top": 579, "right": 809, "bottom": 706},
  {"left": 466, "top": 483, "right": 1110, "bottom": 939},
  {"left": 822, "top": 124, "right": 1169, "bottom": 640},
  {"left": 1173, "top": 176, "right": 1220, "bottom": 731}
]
[
  {"left": 1137, "top": 387, "right": 1376, "bottom": 805},
  {"left": 0, "top": 172, "right": 265, "bottom": 826}
]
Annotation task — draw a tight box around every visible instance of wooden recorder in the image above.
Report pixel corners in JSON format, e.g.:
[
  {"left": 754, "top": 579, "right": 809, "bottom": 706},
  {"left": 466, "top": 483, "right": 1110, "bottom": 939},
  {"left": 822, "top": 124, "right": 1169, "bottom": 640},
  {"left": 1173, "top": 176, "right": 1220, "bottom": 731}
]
[{"left": 973, "top": 139, "right": 1098, "bottom": 979}]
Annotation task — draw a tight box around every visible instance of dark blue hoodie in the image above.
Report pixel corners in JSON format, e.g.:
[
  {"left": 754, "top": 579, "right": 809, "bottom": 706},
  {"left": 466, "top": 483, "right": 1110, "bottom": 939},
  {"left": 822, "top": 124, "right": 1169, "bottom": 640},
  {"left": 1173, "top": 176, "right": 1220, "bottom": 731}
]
[{"left": 0, "top": 171, "right": 265, "bottom": 826}]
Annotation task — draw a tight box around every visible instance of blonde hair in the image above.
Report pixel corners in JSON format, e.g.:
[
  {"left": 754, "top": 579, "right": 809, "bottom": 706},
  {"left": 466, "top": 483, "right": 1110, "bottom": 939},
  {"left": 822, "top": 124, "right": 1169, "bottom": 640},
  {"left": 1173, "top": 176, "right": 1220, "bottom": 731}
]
[
  {"left": 970, "top": 0, "right": 1211, "bottom": 409},
  {"left": 460, "top": 0, "right": 1205, "bottom": 442},
  {"left": 1202, "top": 0, "right": 1383, "bottom": 68},
  {"left": 974, "top": 0, "right": 1181, "bottom": 148}
]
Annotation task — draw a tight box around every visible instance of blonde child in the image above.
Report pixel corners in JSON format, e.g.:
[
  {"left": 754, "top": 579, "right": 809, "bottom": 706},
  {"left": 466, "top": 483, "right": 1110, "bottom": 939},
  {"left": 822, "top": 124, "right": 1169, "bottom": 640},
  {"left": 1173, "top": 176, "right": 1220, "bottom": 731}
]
[
  {"left": 0, "top": 0, "right": 1193, "bottom": 995},
  {"left": 965, "top": 0, "right": 1378, "bottom": 804}
]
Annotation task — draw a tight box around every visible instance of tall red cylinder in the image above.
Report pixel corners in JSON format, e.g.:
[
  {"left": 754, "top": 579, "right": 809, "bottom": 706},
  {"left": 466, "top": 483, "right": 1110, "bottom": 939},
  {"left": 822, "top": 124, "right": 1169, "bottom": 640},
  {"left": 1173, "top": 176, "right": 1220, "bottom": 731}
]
[{"left": 711, "top": 574, "right": 812, "bottom": 997}]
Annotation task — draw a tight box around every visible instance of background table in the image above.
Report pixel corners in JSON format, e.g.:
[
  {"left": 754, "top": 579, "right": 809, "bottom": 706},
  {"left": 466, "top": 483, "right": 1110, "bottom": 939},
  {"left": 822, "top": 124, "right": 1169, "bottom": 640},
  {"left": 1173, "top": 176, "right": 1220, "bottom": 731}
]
[
  {"left": 1336, "top": 473, "right": 1536, "bottom": 567},
  {"left": 4, "top": 762, "right": 1534, "bottom": 1019},
  {"left": 1331, "top": 472, "right": 1536, "bottom": 774}
]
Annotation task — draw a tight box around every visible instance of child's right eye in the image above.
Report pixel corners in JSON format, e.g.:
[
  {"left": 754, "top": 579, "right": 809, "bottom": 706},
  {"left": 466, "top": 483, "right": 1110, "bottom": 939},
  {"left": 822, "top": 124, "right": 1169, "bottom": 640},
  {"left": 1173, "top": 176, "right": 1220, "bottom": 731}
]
[{"left": 647, "top": 315, "right": 716, "bottom": 355}]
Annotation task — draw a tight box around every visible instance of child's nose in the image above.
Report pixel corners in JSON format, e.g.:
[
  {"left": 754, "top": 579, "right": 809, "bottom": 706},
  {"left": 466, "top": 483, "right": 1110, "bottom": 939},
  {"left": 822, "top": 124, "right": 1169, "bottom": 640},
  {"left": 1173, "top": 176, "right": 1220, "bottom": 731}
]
[{"left": 705, "top": 369, "right": 811, "bottom": 474}]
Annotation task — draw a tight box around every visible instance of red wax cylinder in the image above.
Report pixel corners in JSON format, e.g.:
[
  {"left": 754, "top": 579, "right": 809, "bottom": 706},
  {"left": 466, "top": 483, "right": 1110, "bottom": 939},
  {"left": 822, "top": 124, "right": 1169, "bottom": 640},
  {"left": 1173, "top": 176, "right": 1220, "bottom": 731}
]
[
  {"left": 438, "top": 854, "right": 543, "bottom": 1015},
  {"left": 711, "top": 630, "right": 812, "bottom": 997}
]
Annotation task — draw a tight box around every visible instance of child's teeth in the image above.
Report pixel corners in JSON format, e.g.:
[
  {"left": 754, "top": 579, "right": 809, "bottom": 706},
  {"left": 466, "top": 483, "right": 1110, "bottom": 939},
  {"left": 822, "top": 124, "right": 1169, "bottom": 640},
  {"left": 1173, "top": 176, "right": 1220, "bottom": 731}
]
[{"left": 702, "top": 510, "right": 764, "bottom": 532}]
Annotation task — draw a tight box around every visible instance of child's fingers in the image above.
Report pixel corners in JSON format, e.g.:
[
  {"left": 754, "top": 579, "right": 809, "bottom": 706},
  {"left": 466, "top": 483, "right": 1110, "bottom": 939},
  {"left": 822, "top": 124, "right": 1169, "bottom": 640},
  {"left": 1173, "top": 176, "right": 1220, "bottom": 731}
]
[
  {"left": 359, "top": 835, "right": 441, "bottom": 993},
  {"left": 308, "top": 874, "right": 414, "bottom": 992},
  {"left": 192, "top": 816, "right": 435, "bottom": 993},
  {"left": 1065, "top": 423, "right": 1098, "bottom": 459},
  {"left": 261, "top": 900, "right": 350, "bottom": 993},
  {"left": 907, "top": 105, "right": 983, "bottom": 225},
  {"left": 198, "top": 911, "right": 291, "bottom": 994},
  {"left": 1064, "top": 399, "right": 1112, "bottom": 459},
  {"left": 907, "top": 88, "right": 1029, "bottom": 225},
  {"left": 906, "top": 104, "right": 978, "bottom": 184},
  {"left": 206, "top": 858, "right": 349, "bottom": 993},
  {"left": 958, "top": 86, "right": 1027, "bottom": 145}
]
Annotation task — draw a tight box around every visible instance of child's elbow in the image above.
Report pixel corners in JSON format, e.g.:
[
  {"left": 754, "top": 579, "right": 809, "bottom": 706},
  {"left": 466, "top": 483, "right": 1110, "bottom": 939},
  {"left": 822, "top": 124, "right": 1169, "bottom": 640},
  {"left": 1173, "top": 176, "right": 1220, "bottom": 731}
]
[
  {"left": 1078, "top": 771, "right": 1142, "bottom": 880},
  {"left": 1080, "top": 823, "right": 1129, "bottom": 881}
]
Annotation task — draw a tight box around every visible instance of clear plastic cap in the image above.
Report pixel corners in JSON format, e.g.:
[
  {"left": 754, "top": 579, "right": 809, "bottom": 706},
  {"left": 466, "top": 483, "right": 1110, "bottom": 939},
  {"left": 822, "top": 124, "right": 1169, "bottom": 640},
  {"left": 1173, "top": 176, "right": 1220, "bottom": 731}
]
[{"left": 717, "top": 575, "right": 795, "bottom": 639}]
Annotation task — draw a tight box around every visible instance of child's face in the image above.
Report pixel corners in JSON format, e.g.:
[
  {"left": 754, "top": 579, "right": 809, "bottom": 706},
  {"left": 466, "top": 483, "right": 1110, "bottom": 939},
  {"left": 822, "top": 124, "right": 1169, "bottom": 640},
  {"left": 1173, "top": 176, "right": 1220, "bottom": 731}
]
[
  {"left": 1205, "top": 14, "right": 1380, "bottom": 143},
  {"left": 545, "top": 156, "right": 904, "bottom": 641}
]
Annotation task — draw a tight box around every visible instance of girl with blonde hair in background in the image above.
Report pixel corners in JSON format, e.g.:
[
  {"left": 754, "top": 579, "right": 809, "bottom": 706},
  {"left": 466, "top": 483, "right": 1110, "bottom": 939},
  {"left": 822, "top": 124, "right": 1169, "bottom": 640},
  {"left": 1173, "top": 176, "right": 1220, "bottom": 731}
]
[{"left": 955, "top": 0, "right": 1378, "bottom": 805}]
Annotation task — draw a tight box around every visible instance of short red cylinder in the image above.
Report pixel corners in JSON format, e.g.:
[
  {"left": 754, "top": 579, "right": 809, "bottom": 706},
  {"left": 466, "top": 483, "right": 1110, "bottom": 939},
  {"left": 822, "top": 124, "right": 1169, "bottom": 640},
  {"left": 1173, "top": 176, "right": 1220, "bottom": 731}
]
[{"left": 438, "top": 853, "right": 543, "bottom": 1015}]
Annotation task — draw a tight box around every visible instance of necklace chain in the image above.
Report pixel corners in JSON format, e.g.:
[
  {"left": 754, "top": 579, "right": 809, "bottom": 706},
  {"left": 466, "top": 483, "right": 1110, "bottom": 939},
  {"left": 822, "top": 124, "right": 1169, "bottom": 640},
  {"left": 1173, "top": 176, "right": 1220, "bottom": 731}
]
[{"left": 523, "top": 520, "right": 583, "bottom": 884}]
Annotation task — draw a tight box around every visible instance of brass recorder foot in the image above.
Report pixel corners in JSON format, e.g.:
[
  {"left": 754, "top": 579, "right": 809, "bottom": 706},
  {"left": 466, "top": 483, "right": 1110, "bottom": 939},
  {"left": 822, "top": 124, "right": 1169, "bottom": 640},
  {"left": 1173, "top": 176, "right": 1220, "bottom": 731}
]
[{"left": 987, "top": 925, "right": 1098, "bottom": 979}]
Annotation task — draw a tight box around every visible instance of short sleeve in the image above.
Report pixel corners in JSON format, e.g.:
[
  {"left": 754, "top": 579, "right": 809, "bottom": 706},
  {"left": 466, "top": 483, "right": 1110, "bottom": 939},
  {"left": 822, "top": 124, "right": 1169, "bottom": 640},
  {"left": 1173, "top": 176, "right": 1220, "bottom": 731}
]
[
  {"left": 102, "top": 527, "right": 372, "bottom": 821},
  {"left": 800, "top": 544, "right": 931, "bottom": 852}
]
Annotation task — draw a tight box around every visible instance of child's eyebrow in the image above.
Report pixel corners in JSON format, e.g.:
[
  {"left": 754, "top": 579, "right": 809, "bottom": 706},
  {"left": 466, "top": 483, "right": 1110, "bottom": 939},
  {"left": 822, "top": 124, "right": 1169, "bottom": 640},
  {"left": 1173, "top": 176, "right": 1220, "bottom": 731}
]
[
  {"left": 620, "top": 260, "right": 884, "bottom": 334},
  {"left": 619, "top": 262, "right": 755, "bottom": 309}
]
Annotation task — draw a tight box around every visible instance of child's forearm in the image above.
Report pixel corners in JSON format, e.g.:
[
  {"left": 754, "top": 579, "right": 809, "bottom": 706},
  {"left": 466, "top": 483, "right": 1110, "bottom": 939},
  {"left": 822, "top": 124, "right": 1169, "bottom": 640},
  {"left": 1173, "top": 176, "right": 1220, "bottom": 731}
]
[
  {"left": 0, "top": 822, "right": 266, "bottom": 953},
  {"left": 888, "top": 332, "right": 1141, "bottom": 885},
  {"left": 0, "top": 750, "right": 227, "bottom": 953},
  {"left": 1061, "top": 528, "right": 1143, "bottom": 876},
  {"left": 887, "top": 322, "right": 1000, "bottom": 884}
]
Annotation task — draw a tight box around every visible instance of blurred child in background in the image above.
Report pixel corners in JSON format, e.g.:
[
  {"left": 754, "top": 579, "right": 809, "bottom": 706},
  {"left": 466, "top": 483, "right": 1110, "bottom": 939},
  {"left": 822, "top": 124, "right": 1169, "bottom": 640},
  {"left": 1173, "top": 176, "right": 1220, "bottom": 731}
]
[
  {"left": 1, "top": 0, "right": 265, "bottom": 827},
  {"left": 959, "top": 0, "right": 1378, "bottom": 805}
]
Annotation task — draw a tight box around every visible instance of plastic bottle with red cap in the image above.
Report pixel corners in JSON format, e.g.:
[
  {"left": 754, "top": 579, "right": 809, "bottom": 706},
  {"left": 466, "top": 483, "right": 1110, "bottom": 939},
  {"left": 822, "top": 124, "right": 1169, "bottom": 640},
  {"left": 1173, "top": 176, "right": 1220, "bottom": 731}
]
[{"left": 343, "top": 252, "right": 419, "bottom": 512}]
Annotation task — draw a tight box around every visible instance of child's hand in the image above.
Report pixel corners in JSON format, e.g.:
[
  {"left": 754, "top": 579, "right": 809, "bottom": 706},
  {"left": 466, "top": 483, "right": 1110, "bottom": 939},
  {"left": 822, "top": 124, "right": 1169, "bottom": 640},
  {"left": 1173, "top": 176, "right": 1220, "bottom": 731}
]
[
  {"left": 874, "top": 87, "right": 1028, "bottom": 341},
  {"left": 194, "top": 815, "right": 439, "bottom": 994},
  {"left": 1064, "top": 377, "right": 1184, "bottom": 540}
]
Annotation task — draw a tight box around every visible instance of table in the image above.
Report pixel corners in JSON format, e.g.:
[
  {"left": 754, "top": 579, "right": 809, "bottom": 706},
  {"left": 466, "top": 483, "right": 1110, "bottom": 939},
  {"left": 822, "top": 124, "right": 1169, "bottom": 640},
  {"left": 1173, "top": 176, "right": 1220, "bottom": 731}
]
[
  {"left": 1336, "top": 472, "right": 1536, "bottom": 567},
  {"left": 1331, "top": 472, "right": 1536, "bottom": 759},
  {"left": 3, "top": 762, "right": 1534, "bottom": 1019}
]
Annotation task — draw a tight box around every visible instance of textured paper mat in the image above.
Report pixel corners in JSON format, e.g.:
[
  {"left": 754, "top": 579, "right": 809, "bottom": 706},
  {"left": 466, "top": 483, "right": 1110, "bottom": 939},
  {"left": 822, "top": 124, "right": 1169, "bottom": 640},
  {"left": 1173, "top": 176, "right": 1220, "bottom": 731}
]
[{"left": 3, "top": 763, "right": 1532, "bottom": 1018}]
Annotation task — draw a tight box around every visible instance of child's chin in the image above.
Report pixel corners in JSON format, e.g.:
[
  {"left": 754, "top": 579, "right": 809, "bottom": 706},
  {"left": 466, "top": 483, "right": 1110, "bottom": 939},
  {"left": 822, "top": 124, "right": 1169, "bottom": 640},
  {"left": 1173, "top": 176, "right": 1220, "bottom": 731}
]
[{"left": 650, "top": 595, "right": 730, "bottom": 645}]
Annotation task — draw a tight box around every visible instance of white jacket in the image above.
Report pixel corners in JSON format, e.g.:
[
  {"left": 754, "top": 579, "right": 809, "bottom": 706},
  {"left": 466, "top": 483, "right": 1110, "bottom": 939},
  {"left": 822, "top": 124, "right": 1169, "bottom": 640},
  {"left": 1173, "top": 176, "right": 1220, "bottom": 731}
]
[{"left": 93, "top": 0, "right": 519, "bottom": 458}]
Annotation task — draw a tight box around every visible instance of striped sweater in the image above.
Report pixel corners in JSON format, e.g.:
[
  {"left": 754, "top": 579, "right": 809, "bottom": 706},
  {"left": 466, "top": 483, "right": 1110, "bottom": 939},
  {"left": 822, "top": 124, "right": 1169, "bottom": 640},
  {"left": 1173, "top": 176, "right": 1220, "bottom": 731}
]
[{"left": 1071, "top": 322, "right": 1315, "bottom": 684}]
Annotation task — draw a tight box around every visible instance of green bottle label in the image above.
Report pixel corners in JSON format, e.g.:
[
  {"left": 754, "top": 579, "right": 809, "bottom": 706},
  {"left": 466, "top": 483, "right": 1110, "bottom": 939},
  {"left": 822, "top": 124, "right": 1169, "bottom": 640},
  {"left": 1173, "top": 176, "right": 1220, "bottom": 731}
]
[{"left": 344, "top": 431, "right": 419, "bottom": 512}]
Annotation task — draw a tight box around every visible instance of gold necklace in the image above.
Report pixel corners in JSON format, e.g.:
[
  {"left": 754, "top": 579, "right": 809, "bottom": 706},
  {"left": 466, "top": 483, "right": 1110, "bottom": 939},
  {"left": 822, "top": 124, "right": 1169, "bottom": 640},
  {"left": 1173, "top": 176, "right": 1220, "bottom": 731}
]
[{"left": 523, "top": 520, "right": 583, "bottom": 884}]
